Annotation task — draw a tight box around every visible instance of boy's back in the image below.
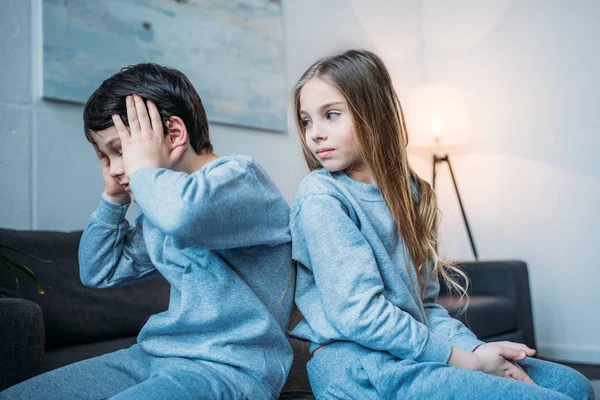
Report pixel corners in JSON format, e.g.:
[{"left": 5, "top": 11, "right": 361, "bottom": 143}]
[
  {"left": 0, "top": 64, "right": 294, "bottom": 400},
  {"left": 79, "top": 155, "right": 294, "bottom": 398}
]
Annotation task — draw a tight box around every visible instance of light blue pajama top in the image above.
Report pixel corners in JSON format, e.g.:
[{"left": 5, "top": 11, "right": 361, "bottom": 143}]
[
  {"left": 289, "top": 169, "right": 484, "bottom": 362},
  {"left": 78, "top": 155, "right": 294, "bottom": 397}
]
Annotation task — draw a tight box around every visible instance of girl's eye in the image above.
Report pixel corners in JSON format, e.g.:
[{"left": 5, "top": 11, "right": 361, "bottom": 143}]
[
  {"left": 118, "top": 152, "right": 123, "bottom": 158},
  {"left": 327, "top": 111, "right": 340, "bottom": 120},
  {"left": 302, "top": 119, "right": 312, "bottom": 128}
]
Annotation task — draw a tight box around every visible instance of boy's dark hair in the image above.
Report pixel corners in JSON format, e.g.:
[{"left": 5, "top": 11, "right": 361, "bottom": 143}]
[{"left": 83, "top": 63, "right": 212, "bottom": 154}]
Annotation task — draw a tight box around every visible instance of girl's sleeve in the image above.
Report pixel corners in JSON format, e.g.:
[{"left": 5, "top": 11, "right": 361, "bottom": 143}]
[
  {"left": 422, "top": 265, "right": 484, "bottom": 351},
  {"left": 79, "top": 196, "right": 159, "bottom": 288},
  {"left": 292, "top": 193, "right": 452, "bottom": 363}
]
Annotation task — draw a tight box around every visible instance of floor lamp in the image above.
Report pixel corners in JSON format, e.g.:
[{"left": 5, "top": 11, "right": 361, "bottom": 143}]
[{"left": 407, "top": 83, "right": 479, "bottom": 260}]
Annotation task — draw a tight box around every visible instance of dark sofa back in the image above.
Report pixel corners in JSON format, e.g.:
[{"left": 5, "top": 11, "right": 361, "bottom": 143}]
[{"left": 0, "top": 228, "right": 170, "bottom": 349}]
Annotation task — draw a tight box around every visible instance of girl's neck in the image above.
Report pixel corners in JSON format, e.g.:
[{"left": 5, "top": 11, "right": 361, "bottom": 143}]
[{"left": 346, "top": 165, "right": 376, "bottom": 185}]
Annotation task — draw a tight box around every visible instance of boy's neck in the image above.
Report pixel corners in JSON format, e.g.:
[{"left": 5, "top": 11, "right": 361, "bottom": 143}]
[{"left": 176, "top": 149, "right": 219, "bottom": 174}]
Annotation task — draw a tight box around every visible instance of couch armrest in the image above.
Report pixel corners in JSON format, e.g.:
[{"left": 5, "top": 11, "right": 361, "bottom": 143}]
[
  {"left": 442, "top": 260, "right": 536, "bottom": 350},
  {"left": 0, "top": 297, "right": 45, "bottom": 391}
]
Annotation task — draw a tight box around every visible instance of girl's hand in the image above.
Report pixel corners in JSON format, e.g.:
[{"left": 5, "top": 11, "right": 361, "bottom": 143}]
[
  {"left": 473, "top": 343, "right": 536, "bottom": 384},
  {"left": 93, "top": 144, "right": 130, "bottom": 205},
  {"left": 489, "top": 341, "right": 536, "bottom": 357}
]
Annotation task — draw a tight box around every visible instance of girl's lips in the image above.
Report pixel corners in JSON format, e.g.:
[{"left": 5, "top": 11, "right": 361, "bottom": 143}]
[
  {"left": 123, "top": 184, "right": 130, "bottom": 192},
  {"left": 317, "top": 149, "right": 334, "bottom": 159}
]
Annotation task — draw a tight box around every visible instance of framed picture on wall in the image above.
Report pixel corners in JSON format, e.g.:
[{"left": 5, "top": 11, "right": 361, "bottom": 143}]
[{"left": 42, "top": 0, "right": 287, "bottom": 132}]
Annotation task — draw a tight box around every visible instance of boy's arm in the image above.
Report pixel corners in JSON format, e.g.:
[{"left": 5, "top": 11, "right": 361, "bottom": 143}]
[
  {"left": 128, "top": 161, "right": 288, "bottom": 249},
  {"left": 79, "top": 196, "right": 159, "bottom": 288},
  {"left": 293, "top": 194, "right": 452, "bottom": 363},
  {"left": 422, "top": 266, "right": 485, "bottom": 351}
]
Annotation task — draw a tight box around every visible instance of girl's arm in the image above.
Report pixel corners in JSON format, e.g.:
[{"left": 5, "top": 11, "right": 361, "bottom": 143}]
[
  {"left": 293, "top": 194, "right": 452, "bottom": 363},
  {"left": 128, "top": 160, "right": 289, "bottom": 250},
  {"left": 421, "top": 266, "right": 484, "bottom": 351},
  {"left": 79, "top": 196, "right": 159, "bottom": 288}
]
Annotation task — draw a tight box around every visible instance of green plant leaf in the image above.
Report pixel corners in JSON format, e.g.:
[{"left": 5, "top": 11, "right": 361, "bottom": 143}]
[
  {"left": 0, "top": 257, "right": 20, "bottom": 284},
  {"left": 0, "top": 244, "right": 51, "bottom": 262},
  {"left": 0, "top": 254, "right": 45, "bottom": 295}
]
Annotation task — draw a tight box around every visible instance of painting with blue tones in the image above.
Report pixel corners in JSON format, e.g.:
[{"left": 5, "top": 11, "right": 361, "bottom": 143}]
[{"left": 43, "top": 0, "right": 286, "bottom": 132}]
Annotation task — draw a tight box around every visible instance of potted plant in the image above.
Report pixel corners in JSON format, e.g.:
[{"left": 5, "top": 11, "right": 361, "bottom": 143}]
[{"left": 0, "top": 244, "right": 47, "bottom": 294}]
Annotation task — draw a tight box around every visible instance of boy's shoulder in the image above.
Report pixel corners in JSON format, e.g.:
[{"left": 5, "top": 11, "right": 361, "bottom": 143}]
[
  {"left": 201, "top": 154, "right": 256, "bottom": 175},
  {"left": 200, "top": 155, "right": 283, "bottom": 198}
]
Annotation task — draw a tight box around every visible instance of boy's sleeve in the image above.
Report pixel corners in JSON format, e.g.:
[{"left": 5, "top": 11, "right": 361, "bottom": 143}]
[
  {"left": 79, "top": 196, "right": 159, "bottom": 288},
  {"left": 422, "top": 266, "right": 485, "bottom": 352},
  {"left": 128, "top": 162, "right": 288, "bottom": 249},
  {"left": 292, "top": 194, "right": 452, "bottom": 363}
]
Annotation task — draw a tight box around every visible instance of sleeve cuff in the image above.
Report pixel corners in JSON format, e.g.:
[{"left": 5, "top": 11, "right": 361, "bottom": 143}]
[
  {"left": 93, "top": 195, "right": 130, "bottom": 227},
  {"left": 129, "top": 167, "right": 161, "bottom": 199},
  {"left": 414, "top": 332, "right": 454, "bottom": 363},
  {"left": 450, "top": 333, "right": 485, "bottom": 352}
]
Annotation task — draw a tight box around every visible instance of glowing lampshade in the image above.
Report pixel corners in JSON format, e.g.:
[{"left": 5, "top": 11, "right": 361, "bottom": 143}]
[{"left": 406, "top": 82, "right": 472, "bottom": 147}]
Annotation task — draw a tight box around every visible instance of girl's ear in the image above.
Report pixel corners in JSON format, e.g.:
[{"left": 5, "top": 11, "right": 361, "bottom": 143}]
[{"left": 165, "top": 116, "right": 188, "bottom": 157}]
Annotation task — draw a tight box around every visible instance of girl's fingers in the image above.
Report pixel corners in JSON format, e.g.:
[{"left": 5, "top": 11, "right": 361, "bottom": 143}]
[
  {"left": 147, "top": 100, "right": 164, "bottom": 137},
  {"left": 133, "top": 94, "right": 153, "bottom": 136},
  {"left": 497, "top": 341, "right": 536, "bottom": 356},
  {"left": 509, "top": 362, "right": 535, "bottom": 384},
  {"left": 498, "top": 347, "right": 526, "bottom": 361}
]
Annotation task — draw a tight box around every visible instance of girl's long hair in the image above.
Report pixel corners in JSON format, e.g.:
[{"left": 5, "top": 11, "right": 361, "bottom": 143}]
[{"left": 290, "top": 49, "right": 469, "bottom": 306}]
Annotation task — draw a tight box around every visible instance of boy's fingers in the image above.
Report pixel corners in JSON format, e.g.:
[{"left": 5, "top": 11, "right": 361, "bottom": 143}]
[
  {"left": 147, "top": 100, "right": 163, "bottom": 136},
  {"left": 125, "top": 95, "right": 140, "bottom": 137},
  {"left": 112, "top": 113, "right": 131, "bottom": 146},
  {"left": 133, "top": 94, "right": 153, "bottom": 136}
]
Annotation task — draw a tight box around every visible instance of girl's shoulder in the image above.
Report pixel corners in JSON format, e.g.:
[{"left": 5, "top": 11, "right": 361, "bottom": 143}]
[
  {"left": 290, "top": 169, "right": 352, "bottom": 219},
  {"left": 294, "top": 169, "right": 347, "bottom": 200}
]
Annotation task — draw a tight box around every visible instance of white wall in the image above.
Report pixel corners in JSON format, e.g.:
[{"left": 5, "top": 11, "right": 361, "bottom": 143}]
[
  {"left": 412, "top": 0, "right": 600, "bottom": 363},
  {"left": 1, "top": 0, "right": 598, "bottom": 364}
]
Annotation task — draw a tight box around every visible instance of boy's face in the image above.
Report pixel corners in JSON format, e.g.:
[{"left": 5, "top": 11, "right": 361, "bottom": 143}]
[{"left": 92, "top": 125, "right": 129, "bottom": 188}]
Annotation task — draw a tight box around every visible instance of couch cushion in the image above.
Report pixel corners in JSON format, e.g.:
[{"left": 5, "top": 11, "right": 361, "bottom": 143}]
[
  {"left": 282, "top": 337, "right": 312, "bottom": 394},
  {"left": 0, "top": 228, "right": 170, "bottom": 349},
  {"left": 45, "top": 336, "right": 138, "bottom": 372},
  {"left": 436, "top": 295, "right": 517, "bottom": 340}
]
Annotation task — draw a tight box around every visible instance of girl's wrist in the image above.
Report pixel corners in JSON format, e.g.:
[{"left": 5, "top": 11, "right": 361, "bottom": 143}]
[{"left": 448, "top": 346, "right": 481, "bottom": 371}]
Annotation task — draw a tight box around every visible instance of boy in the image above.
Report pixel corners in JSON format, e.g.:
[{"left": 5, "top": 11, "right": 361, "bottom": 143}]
[{"left": 1, "top": 64, "right": 294, "bottom": 399}]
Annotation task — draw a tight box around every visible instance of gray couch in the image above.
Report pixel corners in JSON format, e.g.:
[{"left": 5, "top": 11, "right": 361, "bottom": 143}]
[{"left": 0, "top": 228, "right": 535, "bottom": 398}]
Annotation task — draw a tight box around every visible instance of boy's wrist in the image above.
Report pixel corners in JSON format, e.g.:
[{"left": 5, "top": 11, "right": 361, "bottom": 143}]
[{"left": 102, "top": 191, "right": 131, "bottom": 205}]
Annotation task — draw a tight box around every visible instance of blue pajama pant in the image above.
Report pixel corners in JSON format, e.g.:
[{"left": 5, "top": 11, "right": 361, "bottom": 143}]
[
  {"left": 0, "top": 344, "right": 272, "bottom": 400},
  {"left": 307, "top": 342, "right": 595, "bottom": 400}
]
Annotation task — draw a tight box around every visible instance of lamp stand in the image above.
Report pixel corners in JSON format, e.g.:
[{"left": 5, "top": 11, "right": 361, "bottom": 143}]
[{"left": 432, "top": 154, "right": 479, "bottom": 260}]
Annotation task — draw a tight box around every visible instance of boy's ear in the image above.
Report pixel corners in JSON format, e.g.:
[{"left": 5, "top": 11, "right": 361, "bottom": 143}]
[{"left": 164, "top": 116, "right": 188, "bottom": 155}]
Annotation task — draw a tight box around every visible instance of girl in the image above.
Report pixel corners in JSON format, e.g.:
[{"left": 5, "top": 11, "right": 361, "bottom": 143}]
[{"left": 288, "top": 49, "right": 594, "bottom": 399}]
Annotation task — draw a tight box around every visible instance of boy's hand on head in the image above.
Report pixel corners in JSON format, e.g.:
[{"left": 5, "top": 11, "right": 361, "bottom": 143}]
[
  {"left": 112, "top": 95, "right": 170, "bottom": 177},
  {"left": 93, "top": 143, "right": 130, "bottom": 205}
]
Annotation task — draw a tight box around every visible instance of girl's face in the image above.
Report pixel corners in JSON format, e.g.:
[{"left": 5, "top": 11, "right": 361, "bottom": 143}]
[{"left": 299, "top": 78, "right": 364, "bottom": 174}]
